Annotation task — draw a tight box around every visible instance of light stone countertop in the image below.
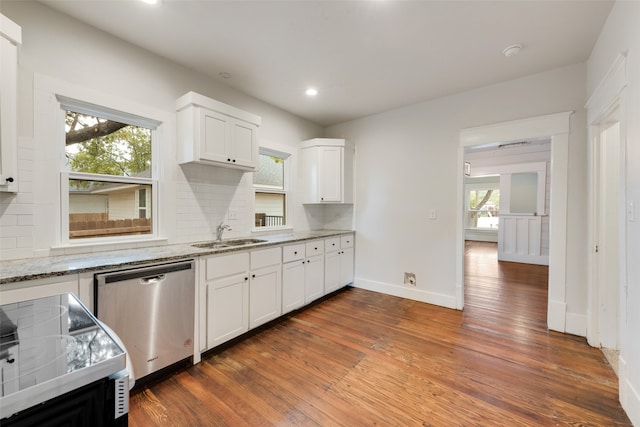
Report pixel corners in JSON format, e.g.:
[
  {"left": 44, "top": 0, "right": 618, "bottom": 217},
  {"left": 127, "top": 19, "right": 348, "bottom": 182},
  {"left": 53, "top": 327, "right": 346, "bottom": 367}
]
[{"left": 0, "top": 230, "right": 354, "bottom": 285}]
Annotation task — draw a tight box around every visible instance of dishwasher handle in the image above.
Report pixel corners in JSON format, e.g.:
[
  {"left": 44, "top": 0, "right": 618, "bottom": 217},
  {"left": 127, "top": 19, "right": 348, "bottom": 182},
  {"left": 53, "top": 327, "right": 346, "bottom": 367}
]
[
  {"left": 95, "top": 260, "right": 194, "bottom": 286},
  {"left": 140, "top": 274, "right": 167, "bottom": 285}
]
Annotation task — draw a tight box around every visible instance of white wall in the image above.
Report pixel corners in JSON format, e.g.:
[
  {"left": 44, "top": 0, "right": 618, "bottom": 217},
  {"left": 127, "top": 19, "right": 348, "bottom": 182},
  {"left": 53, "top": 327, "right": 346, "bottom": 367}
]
[
  {"left": 326, "top": 64, "right": 588, "bottom": 316},
  {"left": 0, "top": 1, "right": 324, "bottom": 260},
  {"left": 588, "top": 1, "right": 640, "bottom": 424}
]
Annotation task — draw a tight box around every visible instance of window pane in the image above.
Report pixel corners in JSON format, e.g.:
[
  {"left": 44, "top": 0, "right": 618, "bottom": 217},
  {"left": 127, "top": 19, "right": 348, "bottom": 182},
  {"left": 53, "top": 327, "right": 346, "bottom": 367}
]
[
  {"left": 65, "top": 111, "right": 152, "bottom": 178},
  {"left": 253, "top": 154, "right": 284, "bottom": 189},
  {"left": 254, "top": 192, "right": 285, "bottom": 227},
  {"left": 468, "top": 189, "right": 500, "bottom": 229},
  {"left": 69, "top": 179, "right": 152, "bottom": 239}
]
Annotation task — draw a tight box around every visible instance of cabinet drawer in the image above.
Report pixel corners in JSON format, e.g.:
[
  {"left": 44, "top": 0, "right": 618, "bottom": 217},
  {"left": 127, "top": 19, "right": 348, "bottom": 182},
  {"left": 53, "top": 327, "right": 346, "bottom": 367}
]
[
  {"left": 325, "top": 237, "right": 340, "bottom": 252},
  {"left": 206, "top": 252, "right": 249, "bottom": 280},
  {"left": 251, "top": 247, "right": 281, "bottom": 270},
  {"left": 305, "top": 240, "right": 324, "bottom": 256},
  {"left": 283, "top": 244, "right": 305, "bottom": 263},
  {"left": 340, "top": 235, "right": 354, "bottom": 248}
]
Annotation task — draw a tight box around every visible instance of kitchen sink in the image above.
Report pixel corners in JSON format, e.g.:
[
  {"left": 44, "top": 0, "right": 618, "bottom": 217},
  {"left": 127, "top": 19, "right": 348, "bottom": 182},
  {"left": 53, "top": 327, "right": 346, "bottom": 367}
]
[{"left": 192, "top": 238, "right": 267, "bottom": 249}]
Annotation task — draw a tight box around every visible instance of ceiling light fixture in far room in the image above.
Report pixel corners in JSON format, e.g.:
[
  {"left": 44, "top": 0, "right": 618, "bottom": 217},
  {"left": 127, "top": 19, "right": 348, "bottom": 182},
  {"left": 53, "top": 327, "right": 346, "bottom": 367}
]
[
  {"left": 140, "top": 0, "right": 160, "bottom": 4},
  {"left": 305, "top": 88, "right": 318, "bottom": 97},
  {"left": 502, "top": 44, "right": 522, "bottom": 58}
]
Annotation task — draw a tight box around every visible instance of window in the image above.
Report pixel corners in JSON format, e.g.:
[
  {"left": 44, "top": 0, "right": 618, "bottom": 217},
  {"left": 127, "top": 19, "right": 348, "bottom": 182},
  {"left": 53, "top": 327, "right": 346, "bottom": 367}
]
[
  {"left": 466, "top": 183, "right": 500, "bottom": 230},
  {"left": 60, "top": 97, "right": 159, "bottom": 242},
  {"left": 254, "top": 148, "right": 290, "bottom": 229}
]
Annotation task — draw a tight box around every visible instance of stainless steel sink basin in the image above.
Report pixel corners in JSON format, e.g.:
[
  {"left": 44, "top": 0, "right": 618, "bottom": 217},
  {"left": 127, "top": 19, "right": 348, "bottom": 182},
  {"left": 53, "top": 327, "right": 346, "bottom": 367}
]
[{"left": 192, "top": 238, "right": 267, "bottom": 249}]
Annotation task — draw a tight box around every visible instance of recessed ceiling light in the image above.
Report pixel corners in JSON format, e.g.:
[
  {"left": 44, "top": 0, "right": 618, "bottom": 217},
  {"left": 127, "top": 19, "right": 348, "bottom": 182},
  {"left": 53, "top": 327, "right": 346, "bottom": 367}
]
[
  {"left": 219, "top": 72, "right": 232, "bottom": 79},
  {"left": 140, "top": 0, "right": 160, "bottom": 4},
  {"left": 305, "top": 88, "right": 318, "bottom": 97},
  {"left": 503, "top": 44, "right": 522, "bottom": 57}
]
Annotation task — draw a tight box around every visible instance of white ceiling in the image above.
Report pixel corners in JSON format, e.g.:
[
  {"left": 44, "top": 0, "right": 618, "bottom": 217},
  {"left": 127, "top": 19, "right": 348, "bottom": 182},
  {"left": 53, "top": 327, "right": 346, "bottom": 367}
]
[{"left": 41, "top": 0, "right": 614, "bottom": 127}]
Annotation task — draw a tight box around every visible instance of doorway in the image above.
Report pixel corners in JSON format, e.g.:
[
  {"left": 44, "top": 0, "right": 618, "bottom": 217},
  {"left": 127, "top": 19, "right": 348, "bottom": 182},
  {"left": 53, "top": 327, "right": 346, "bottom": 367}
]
[
  {"left": 456, "top": 112, "right": 572, "bottom": 334},
  {"left": 593, "top": 111, "right": 622, "bottom": 352}
]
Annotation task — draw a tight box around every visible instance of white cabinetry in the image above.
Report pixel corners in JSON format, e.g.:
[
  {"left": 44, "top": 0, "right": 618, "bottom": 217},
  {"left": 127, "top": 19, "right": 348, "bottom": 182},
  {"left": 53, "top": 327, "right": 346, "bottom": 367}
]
[
  {"left": 282, "top": 240, "right": 325, "bottom": 313},
  {"left": 324, "top": 234, "right": 355, "bottom": 294},
  {"left": 282, "top": 243, "right": 305, "bottom": 314},
  {"left": 0, "top": 15, "right": 21, "bottom": 193},
  {"left": 202, "top": 252, "right": 250, "bottom": 349},
  {"left": 177, "top": 91, "right": 261, "bottom": 171},
  {"left": 304, "top": 241, "right": 325, "bottom": 303},
  {"left": 201, "top": 247, "right": 281, "bottom": 350},
  {"left": 249, "top": 248, "right": 281, "bottom": 329},
  {"left": 300, "top": 138, "right": 354, "bottom": 204}
]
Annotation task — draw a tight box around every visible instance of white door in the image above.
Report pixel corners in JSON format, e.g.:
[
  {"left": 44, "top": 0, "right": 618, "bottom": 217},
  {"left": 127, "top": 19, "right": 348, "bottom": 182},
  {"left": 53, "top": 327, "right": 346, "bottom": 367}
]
[{"left": 595, "top": 119, "right": 621, "bottom": 349}]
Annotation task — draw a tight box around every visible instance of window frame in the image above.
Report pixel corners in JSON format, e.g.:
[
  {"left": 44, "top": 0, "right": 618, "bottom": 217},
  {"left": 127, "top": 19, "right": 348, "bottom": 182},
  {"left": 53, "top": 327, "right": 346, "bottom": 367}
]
[
  {"left": 253, "top": 146, "right": 292, "bottom": 232},
  {"left": 58, "top": 96, "right": 160, "bottom": 245},
  {"left": 464, "top": 181, "right": 500, "bottom": 230}
]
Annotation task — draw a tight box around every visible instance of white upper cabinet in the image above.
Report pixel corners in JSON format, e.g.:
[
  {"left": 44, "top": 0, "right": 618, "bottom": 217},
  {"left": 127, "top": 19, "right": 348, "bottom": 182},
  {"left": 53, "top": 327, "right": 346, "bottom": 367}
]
[
  {"left": 0, "top": 14, "right": 21, "bottom": 193},
  {"left": 177, "top": 92, "right": 261, "bottom": 171},
  {"left": 300, "top": 138, "right": 354, "bottom": 204}
]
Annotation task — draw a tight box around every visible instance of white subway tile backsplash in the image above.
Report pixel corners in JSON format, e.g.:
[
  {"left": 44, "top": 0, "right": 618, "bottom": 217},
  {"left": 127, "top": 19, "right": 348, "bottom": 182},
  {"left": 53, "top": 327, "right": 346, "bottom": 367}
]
[{"left": 0, "top": 237, "right": 17, "bottom": 249}]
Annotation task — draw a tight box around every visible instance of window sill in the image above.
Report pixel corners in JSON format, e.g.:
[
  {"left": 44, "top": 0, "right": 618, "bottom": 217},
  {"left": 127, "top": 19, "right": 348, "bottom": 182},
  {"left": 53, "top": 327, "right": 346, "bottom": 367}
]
[
  {"left": 252, "top": 225, "right": 294, "bottom": 234},
  {"left": 52, "top": 237, "right": 168, "bottom": 255}
]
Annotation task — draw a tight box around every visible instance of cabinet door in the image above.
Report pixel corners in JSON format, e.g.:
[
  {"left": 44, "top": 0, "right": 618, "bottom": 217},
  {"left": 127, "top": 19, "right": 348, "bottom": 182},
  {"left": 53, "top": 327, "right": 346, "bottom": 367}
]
[
  {"left": 304, "top": 254, "right": 324, "bottom": 303},
  {"left": 230, "top": 119, "right": 257, "bottom": 169},
  {"left": 207, "top": 273, "right": 249, "bottom": 348},
  {"left": 282, "top": 260, "right": 305, "bottom": 314},
  {"left": 201, "top": 109, "right": 229, "bottom": 164},
  {"left": 324, "top": 249, "right": 341, "bottom": 294},
  {"left": 319, "top": 147, "right": 342, "bottom": 202},
  {"left": 249, "top": 265, "right": 281, "bottom": 328},
  {"left": 339, "top": 247, "right": 355, "bottom": 286}
]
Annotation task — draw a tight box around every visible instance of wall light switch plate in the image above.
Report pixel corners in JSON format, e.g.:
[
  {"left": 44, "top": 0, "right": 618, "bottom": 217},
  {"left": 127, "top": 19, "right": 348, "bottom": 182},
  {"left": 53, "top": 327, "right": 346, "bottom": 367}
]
[
  {"left": 428, "top": 209, "right": 437, "bottom": 220},
  {"left": 228, "top": 209, "right": 239, "bottom": 220},
  {"left": 628, "top": 200, "right": 635, "bottom": 222}
]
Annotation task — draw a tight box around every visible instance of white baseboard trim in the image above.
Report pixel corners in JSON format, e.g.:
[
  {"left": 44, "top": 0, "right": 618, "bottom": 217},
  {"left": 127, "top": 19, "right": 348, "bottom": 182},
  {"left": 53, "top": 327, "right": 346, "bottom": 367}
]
[
  {"left": 565, "top": 312, "right": 587, "bottom": 337},
  {"left": 464, "top": 230, "right": 498, "bottom": 242},
  {"left": 353, "top": 277, "right": 457, "bottom": 309},
  {"left": 548, "top": 299, "right": 566, "bottom": 332},
  {"left": 619, "top": 355, "right": 640, "bottom": 426},
  {"left": 498, "top": 253, "right": 549, "bottom": 266}
]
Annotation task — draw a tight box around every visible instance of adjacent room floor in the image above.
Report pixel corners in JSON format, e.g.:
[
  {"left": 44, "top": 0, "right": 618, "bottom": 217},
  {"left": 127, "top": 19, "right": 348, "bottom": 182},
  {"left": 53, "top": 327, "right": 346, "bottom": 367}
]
[{"left": 128, "top": 242, "right": 630, "bottom": 426}]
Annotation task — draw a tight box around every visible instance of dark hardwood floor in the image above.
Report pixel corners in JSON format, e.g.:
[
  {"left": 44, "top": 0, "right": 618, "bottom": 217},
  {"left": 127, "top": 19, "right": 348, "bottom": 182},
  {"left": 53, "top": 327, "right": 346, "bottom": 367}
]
[{"left": 128, "top": 242, "right": 631, "bottom": 426}]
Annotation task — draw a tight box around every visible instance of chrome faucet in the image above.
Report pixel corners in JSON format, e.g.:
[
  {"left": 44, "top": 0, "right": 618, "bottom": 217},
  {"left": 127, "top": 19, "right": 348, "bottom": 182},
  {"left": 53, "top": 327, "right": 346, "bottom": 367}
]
[{"left": 216, "top": 222, "right": 231, "bottom": 241}]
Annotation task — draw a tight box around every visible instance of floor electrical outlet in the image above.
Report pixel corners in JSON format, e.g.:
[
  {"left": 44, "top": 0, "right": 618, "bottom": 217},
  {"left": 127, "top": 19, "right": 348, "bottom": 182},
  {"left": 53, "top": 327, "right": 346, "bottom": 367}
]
[{"left": 404, "top": 272, "right": 416, "bottom": 286}]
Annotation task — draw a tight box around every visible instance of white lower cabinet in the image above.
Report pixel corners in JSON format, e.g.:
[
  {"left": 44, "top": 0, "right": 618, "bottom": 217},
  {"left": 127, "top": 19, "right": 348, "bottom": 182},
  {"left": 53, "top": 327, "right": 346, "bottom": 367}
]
[
  {"left": 249, "top": 248, "right": 281, "bottom": 329},
  {"left": 282, "top": 259, "right": 305, "bottom": 314},
  {"left": 204, "top": 252, "right": 250, "bottom": 349},
  {"left": 202, "top": 247, "right": 281, "bottom": 350},
  {"left": 207, "top": 271, "right": 249, "bottom": 348},
  {"left": 324, "top": 234, "right": 355, "bottom": 294},
  {"left": 199, "top": 235, "right": 352, "bottom": 352},
  {"left": 304, "top": 254, "right": 325, "bottom": 303},
  {"left": 282, "top": 240, "right": 325, "bottom": 313}
]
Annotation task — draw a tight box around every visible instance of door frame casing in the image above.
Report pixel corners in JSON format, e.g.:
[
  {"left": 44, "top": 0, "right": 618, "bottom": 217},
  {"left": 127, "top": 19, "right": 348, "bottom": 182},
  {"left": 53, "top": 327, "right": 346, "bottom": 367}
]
[
  {"left": 457, "top": 111, "right": 572, "bottom": 333},
  {"left": 585, "top": 53, "right": 627, "bottom": 349}
]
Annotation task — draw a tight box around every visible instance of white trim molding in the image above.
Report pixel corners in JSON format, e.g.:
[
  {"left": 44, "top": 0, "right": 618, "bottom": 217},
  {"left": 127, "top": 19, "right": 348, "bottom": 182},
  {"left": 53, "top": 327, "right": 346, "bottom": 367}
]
[
  {"left": 354, "top": 277, "right": 457, "bottom": 309},
  {"left": 586, "top": 53, "right": 627, "bottom": 115},
  {"left": 458, "top": 111, "right": 573, "bottom": 331}
]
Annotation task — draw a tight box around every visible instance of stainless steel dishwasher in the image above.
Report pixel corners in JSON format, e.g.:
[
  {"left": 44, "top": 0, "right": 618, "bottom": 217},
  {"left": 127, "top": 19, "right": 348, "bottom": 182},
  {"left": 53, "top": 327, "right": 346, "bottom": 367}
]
[{"left": 95, "top": 260, "right": 195, "bottom": 380}]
